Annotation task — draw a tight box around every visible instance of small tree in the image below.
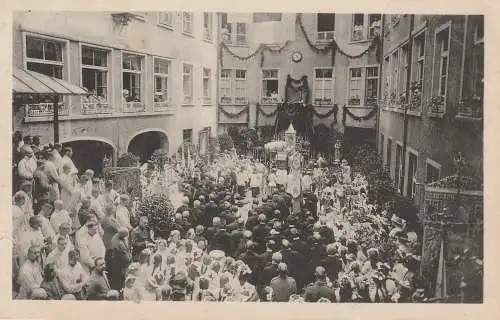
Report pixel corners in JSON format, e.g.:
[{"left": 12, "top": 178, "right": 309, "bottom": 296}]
[
  {"left": 117, "top": 152, "right": 140, "bottom": 167},
  {"left": 137, "top": 193, "right": 175, "bottom": 240},
  {"left": 217, "top": 133, "right": 234, "bottom": 152},
  {"left": 151, "top": 148, "right": 170, "bottom": 169}
]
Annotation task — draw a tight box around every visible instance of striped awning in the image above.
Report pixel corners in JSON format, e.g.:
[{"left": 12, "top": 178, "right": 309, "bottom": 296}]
[{"left": 13, "top": 67, "right": 88, "bottom": 95}]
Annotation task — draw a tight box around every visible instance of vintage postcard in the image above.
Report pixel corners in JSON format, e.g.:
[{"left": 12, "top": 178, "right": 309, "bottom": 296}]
[{"left": 1, "top": 1, "right": 498, "bottom": 320}]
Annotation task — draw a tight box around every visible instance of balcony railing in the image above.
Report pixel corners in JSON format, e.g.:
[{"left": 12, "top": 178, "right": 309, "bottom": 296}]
[
  {"left": 317, "top": 31, "right": 335, "bottom": 42},
  {"left": 314, "top": 98, "right": 333, "bottom": 106},
  {"left": 457, "top": 97, "right": 483, "bottom": 120},
  {"left": 153, "top": 101, "right": 171, "bottom": 112},
  {"left": 427, "top": 96, "right": 446, "bottom": 116},
  {"left": 261, "top": 96, "right": 278, "bottom": 105},
  {"left": 25, "top": 102, "right": 69, "bottom": 118},
  {"left": 122, "top": 101, "right": 146, "bottom": 113},
  {"left": 81, "top": 102, "right": 113, "bottom": 115},
  {"left": 234, "top": 97, "right": 248, "bottom": 105},
  {"left": 203, "top": 28, "right": 212, "bottom": 41},
  {"left": 221, "top": 31, "right": 247, "bottom": 45}
]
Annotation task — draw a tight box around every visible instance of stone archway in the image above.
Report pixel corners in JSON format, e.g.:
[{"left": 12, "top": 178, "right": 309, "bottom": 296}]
[
  {"left": 61, "top": 137, "right": 116, "bottom": 176},
  {"left": 127, "top": 129, "right": 169, "bottom": 164}
]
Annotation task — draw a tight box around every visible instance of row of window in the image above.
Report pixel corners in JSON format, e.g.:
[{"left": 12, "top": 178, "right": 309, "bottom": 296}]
[
  {"left": 221, "top": 13, "right": 382, "bottom": 46},
  {"left": 156, "top": 12, "right": 214, "bottom": 42},
  {"left": 219, "top": 66, "right": 379, "bottom": 106},
  {"left": 383, "top": 16, "right": 484, "bottom": 114},
  {"left": 25, "top": 35, "right": 213, "bottom": 109},
  {"left": 380, "top": 134, "right": 441, "bottom": 198}
]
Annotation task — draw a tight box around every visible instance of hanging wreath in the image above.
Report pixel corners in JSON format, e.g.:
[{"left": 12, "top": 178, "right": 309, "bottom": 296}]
[
  {"left": 342, "top": 105, "right": 377, "bottom": 124},
  {"left": 218, "top": 105, "right": 250, "bottom": 118}
]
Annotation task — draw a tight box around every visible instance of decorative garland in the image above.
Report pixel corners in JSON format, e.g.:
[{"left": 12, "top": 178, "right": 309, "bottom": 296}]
[
  {"left": 296, "top": 13, "right": 381, "bottom": 64},
  {"left": 257, "top": 103, "right": 279, "bottom": 117},
  {"left": 312, "top": 104, "right": 338, "bottom": 121},
  {"left": 218, "top": 104, "right": 250, "bottom": 118},
  {"left": 342, "top": 105, "right": 377, "bottom": 125},
  {"left": 220, "top": 14, "right": 380, "bottom": 68},
  {"left": 220, "top": 41, "right": 292, "bottom": 68}
]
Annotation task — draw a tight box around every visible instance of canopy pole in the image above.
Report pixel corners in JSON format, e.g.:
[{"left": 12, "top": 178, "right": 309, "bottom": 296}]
[{"left": 53, "top": 94, "right": 60, "bottom": 143}]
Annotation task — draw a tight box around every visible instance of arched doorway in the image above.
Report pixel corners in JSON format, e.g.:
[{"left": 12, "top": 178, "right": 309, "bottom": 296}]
[
  {"left": 62, "top": 138, "right": 115, "bottom": 177},
  {"left": 127, "top": 130, "right": 169, "bottom": 164}
]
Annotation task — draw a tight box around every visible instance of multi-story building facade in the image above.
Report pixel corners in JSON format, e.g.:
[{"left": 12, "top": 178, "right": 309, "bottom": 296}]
[
  {"left": 217, "top": 12, "right": 382, "bottom": 146},
  {"left": 12, "top": 11, "right": 218, "bottom": 172},
  {"left": 378, "top": 15, "right": 483, "bottom": 198}
]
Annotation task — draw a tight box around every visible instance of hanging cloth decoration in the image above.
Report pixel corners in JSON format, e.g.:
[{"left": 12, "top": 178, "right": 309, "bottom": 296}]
[
  {"left": 342, "top": 105, "right": 377, "bottom": 125},
  {"left": 274, "top": 103, "right": 314, "bottom": 139},
  {"left": 285, "top": 75, "right": 310, "bottom": 104}
]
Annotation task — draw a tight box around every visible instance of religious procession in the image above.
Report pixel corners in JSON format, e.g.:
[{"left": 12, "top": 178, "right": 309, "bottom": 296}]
[
  {"left": 12, "top": 123, "right": 433, "bottom": 303},
  {"left": 11, "top": 12, "right": 483, "bottom": 304}
]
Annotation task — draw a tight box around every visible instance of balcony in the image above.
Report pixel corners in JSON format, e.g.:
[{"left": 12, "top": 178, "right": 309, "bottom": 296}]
[
  {"left": 234, "top": 97, "right": 248, "bottom": 105},
  {"left": 314, "top": 98, "right": 333, "bottom": 106},
  {"left": 203, "top": 28, "right": 212, "bottom": 41},
  {"left": 81, "top": 102, "right": 113, "bottom": 115},
  {"left": 153, "top": 101, "right": 171, "bottom": 112},
  {"left": 25, "top": 102, "right": 69, "bottom": 119},
  {"left": 261, "top": 96, "right": 279, "bottom": 105},
  {"left": 317, "top": 31, "right": 335, "bottom": 43},
  {"left": 221, "top": 31, "right": 247, "bottom": 46},
  {"left": 427, "top": 96, "right": 446, "bottom": 117},
  {"left": 457, "top": 96, "right": 483, "bottom": 120},
  {"left": 122, "top": 101, "right": 146, "bottom": 113}
]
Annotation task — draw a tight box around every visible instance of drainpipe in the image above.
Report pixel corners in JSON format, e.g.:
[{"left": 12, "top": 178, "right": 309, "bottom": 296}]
[
  {"left": 216, "top": 13, "right": 221, "bottom": 134},
  {"left": 399, "top": 14, "right": 415, "bottom": 195},
  {"left": 376, "top": 14, "right": 385, "bottom": 152},
  {"left": 53, "top": 94, "right": 60, "bottom": 143}
]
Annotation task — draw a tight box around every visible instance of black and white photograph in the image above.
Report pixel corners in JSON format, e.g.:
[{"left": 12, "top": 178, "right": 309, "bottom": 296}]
[{"left": 9, "top": 10, "right": 484, "bottom": 304}]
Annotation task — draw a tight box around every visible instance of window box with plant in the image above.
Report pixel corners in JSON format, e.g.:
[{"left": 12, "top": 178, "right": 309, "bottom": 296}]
[
  {"left": 457, "top": 95, "right": 483, "bottom": 119},
  {"left": 428, "top": 95, "right": 445, "bottom": 115},
  {"left": 314, "top": 98, "right": 333, "bottom": 106}
]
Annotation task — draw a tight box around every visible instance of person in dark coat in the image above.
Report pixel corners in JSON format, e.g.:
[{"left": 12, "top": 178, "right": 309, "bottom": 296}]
[
  {"left": 259, "top": 252, "right": 282, "bottom": 291},
  {"left": 280, "top": 239, "right": 306, "bottom": 292},
  {"left": 237, "top": 241, "right": 260, "bottom": 284},
  {"left": 245, "top": 210, "right": 259, "bottom": 231},
  {"left": 303, "top": 266, "right": 336, "bottom": 302},
  {"left": 109, "top": 228, "right": 132, "bottom": 290},
  {"left": 229, "top": 219, "right": 246, "bottom": 256},
  {"left": 129, "top": 216, "right": 152, "bottom": 261},
  {"left": 319, "top": 244, "right": 342, "bottom": 282},
  {"left": 252, "top": 214, "right": 271, "bottom": 254},
  {"left": 210, "top": 227, "right": 231, "bottom": 255}
]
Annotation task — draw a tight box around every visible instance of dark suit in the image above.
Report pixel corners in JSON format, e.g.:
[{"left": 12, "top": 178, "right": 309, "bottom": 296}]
[
  {"left": 303, "top": 280, "right": 336, "bottom": 302},
  {"left": 319, "top": 255, "right": 342, "bottom": 282},
  {"left": 86, "top": 273, "right": 112, "bottom": 300}
]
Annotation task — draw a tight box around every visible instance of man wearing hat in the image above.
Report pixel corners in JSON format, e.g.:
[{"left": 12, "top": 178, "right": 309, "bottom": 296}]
[{"left": 303, "top": 266, "right": 335, "bottom": 302}]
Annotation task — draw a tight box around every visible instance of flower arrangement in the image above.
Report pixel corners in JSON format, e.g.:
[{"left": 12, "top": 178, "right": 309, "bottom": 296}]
[
  {"left": 458, "top": 94, "right": 483, "bottom": 118},
  {"left": 429, "top": 95, "right": 445, "bottom": 113}
]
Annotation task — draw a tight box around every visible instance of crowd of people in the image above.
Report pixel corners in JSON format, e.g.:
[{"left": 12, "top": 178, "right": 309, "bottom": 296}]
[{"left": 11, "top": 131, "right": 424, "bottom": 302}]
